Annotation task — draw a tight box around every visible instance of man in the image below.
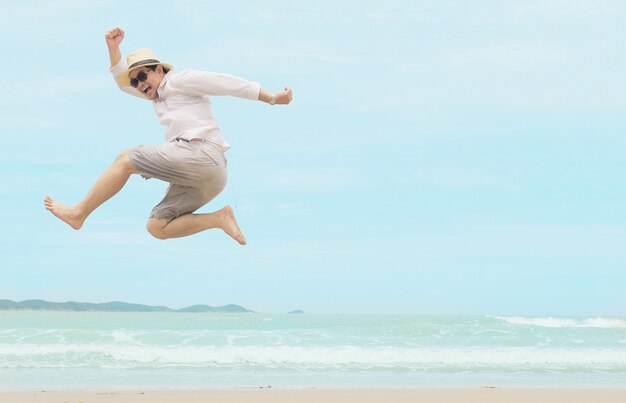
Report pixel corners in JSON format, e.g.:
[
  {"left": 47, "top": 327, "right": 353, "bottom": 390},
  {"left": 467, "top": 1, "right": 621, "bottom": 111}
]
[{"left": 44, "top": 27, "right": 293, "bottom": 245}]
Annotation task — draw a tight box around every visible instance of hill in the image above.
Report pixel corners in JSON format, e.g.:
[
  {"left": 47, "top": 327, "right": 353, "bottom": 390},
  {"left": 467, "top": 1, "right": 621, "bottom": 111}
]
[{"left": 0, "top": 299, "right": 252, "bottom": 313}]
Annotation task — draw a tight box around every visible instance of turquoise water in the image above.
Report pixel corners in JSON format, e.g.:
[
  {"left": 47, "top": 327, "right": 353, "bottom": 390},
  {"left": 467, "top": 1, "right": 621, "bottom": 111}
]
[{"left": 1, "top": 312, "right": 625, "bottom": 389}]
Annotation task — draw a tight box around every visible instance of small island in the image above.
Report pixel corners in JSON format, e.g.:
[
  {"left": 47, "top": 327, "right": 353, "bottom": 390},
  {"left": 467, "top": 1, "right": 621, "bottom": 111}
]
[
  {"left": 288, "top": 310, "right": 304, "bottom": 314},
  {"left": 0, "top": 299, "right": 252, "bottom": 313}
]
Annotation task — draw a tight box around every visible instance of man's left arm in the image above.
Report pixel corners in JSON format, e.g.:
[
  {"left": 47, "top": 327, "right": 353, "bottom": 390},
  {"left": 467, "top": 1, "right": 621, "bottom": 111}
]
[
  {"left": 258, "top": 87, "right": 293, "bottom": 105},
  {"left": 172, "top": 70, "right": 292, "bottom": 105}
]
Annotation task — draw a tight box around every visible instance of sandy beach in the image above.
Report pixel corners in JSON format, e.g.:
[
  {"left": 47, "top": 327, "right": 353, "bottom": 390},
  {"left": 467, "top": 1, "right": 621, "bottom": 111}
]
[{"left": 1, "top": 389, "right": 625, "bottom": 403}]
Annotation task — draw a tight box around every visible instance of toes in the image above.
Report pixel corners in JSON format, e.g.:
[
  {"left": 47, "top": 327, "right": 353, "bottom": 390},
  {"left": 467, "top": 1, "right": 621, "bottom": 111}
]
[{"left": 238, "top": 232, "right": 247, "bottom": 245}]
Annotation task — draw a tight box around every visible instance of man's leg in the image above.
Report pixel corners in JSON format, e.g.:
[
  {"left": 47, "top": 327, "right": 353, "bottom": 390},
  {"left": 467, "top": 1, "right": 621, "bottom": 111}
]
[
  {"left": 44, "top": 151, "right": 138, "bottom": 230},
  {"left": 146, "top": 206, "right": 246, "bottom": 245}
]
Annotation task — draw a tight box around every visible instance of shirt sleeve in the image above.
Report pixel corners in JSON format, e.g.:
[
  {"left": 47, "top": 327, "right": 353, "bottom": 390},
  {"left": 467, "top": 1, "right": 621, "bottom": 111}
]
[
  {"left": 168, "top": 69, "right": 261, "bottom": 100},
  {"left": 108, "top": 58, "right": 149, "bottom": 100}
]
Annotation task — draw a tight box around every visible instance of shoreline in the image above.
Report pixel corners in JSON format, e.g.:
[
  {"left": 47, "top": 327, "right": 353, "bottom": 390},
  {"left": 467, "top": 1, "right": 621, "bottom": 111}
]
[{"left": 1, "top": 389, "right": 625, "bottom": 403}]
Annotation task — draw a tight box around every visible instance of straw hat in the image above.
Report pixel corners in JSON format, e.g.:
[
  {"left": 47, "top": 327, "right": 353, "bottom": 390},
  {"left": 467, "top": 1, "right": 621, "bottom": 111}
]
[{"left": 118, "top": 48, "right": 174, "bottom": 88}]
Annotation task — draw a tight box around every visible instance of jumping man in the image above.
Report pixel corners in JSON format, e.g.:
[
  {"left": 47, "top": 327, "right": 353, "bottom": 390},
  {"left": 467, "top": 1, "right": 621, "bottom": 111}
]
[{"left": 44, "top": 27, "right": 293, "bottom": 245}]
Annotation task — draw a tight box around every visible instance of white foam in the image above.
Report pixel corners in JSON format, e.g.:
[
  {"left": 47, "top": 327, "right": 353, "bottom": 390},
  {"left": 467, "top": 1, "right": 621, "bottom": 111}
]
[
  {"left": 492, "top": 316, "right": 626, "bottom": 328},
  {"left": 2, "top": 344, "right": 626, "bottom": 369},
  {"left": 581, "top": 317, "right": 626, "bottom": 328},
  {"left": 111, "top": 330, "right": 139, "bottom": 344}
]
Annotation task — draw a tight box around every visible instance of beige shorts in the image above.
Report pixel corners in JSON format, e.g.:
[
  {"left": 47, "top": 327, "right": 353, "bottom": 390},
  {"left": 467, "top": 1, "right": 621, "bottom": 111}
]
[{"left": 128, "top": 139, "right": 228, "bottom": 222}]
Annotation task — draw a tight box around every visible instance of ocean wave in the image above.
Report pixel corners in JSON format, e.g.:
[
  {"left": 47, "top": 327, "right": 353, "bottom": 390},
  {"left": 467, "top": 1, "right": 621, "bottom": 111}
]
[
  {"left": 2, "top": 344, "right": 626, "bottom": 370},
  {"left": 491, "top": 316, "right": 626, "bottom": 328}
]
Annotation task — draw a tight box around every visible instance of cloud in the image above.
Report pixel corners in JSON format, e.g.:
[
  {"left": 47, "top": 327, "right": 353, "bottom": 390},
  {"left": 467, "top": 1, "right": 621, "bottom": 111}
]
[
  {"left": 274, "top": 202, "right": 312, "bottom": 216},
  {"left": 362, "top": 1, "right": 622, "bottom": 25},
  {"left": 80, "top": 230, "right": 150, "bottom": 245},
  {"left": 412, "top": 166, "right": 520, "bottom": 191},
  {"left": 264, "top": 168, "right": 357, "bottom": 192},
  {"left": 171, "top": 42, "right": 358, "bottom": 75},
  {"left": 2, "top": 0, "right": 110, "bottom": 20},
  {"left": 440, "top": 43, "right": 567, "bottom": 73},
  {"left": 420, "top": 224, "right": 626, "bottom": 262},
  {"left": 0, "top": 71, "right": 110, "bottom": 105},
  {"left": 0, "top": 0, "right": 113, "bottom": 43},
  {"left": 395, "top": 41, "right": 626, "bottom": 110},
  {"left": 233, "top": 203, "right": 260, "bottom": 213},
  {"left": 247, "top": 48, "right": 357, "bottom": 64},
  {"left": 508, "top": 0, "right": 621, "bottom": 19}
]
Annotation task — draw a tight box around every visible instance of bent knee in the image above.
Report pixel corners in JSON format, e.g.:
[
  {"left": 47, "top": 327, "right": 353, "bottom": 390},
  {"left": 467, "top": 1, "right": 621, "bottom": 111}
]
[
  {"left": 146, "top": 219, "right": 168, "bottom": 240},
  {"left": 115, "top": 150, "right": 138, "bottom": 174}
]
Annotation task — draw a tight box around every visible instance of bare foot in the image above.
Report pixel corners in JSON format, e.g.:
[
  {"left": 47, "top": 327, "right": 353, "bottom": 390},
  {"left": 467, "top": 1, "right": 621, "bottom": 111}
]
[
  {"left": 44, "top": 196, "right": 85, "bottom": 230},
  {"left": 218, "top": 205, "right": 247, "bottom": 245}
]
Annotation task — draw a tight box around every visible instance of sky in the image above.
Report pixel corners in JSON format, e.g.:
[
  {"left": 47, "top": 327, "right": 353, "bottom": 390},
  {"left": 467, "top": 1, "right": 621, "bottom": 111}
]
[{"left": 1, "top": 0, "right": 626, "bottom": 315}]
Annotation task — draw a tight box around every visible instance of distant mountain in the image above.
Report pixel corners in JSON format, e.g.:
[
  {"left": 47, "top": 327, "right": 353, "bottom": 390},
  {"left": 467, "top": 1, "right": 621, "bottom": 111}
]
[{"left": 0, "top": 299, "right": 252, "bottom": 313}]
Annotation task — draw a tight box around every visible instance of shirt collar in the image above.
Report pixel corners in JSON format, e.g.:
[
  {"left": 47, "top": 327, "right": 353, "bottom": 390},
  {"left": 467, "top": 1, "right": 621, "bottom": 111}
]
[{"left": 155, "top": 71, "right": 172, "bottom": 101}]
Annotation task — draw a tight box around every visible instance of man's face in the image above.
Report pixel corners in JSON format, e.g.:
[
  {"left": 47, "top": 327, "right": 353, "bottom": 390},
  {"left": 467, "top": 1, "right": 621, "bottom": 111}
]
[{"left": 129, "top": 65, "right": 164, "bottom": 99}]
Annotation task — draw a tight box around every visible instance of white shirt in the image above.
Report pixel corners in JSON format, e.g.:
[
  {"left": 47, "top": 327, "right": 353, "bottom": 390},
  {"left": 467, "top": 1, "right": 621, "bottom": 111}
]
[{"left": 109, "top": 59, "right": 261, "bottom": 151}]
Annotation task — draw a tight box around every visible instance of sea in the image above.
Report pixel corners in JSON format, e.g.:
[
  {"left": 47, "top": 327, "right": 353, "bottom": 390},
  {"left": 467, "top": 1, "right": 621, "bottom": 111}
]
[{"left": 1, "top": 312, "right": 625, "bottom": 390}]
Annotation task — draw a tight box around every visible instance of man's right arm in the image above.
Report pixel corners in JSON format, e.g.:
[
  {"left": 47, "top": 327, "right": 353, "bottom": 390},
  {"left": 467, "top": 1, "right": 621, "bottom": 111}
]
[
  {"left": 105, "top": 27, "right": 124, "bottom": 67},
  {"left": 104, "top": 27, "right": 148, "bottom": 100}
]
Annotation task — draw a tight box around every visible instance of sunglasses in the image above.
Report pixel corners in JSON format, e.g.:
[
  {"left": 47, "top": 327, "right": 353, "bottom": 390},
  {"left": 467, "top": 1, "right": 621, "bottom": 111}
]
[{"left": 130, "top": 70, "right": 150, "bottom": 88}]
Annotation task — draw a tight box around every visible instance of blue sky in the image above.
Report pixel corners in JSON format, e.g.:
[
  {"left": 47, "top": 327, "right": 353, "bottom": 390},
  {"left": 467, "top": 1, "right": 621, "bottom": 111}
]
[{"left": 1, "top": 0, "right": 625, "bottom": 315}]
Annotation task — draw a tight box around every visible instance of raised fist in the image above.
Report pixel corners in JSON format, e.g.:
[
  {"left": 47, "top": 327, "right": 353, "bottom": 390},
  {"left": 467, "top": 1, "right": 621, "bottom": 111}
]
[{"left": 105, "top": 27, "right": 125, "bottom": 48}]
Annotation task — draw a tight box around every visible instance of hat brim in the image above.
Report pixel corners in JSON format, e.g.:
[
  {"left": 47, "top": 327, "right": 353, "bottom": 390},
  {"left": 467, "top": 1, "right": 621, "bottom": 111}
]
[{"left": 117, "top": 62, "right": 174, "bottom": 88}]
